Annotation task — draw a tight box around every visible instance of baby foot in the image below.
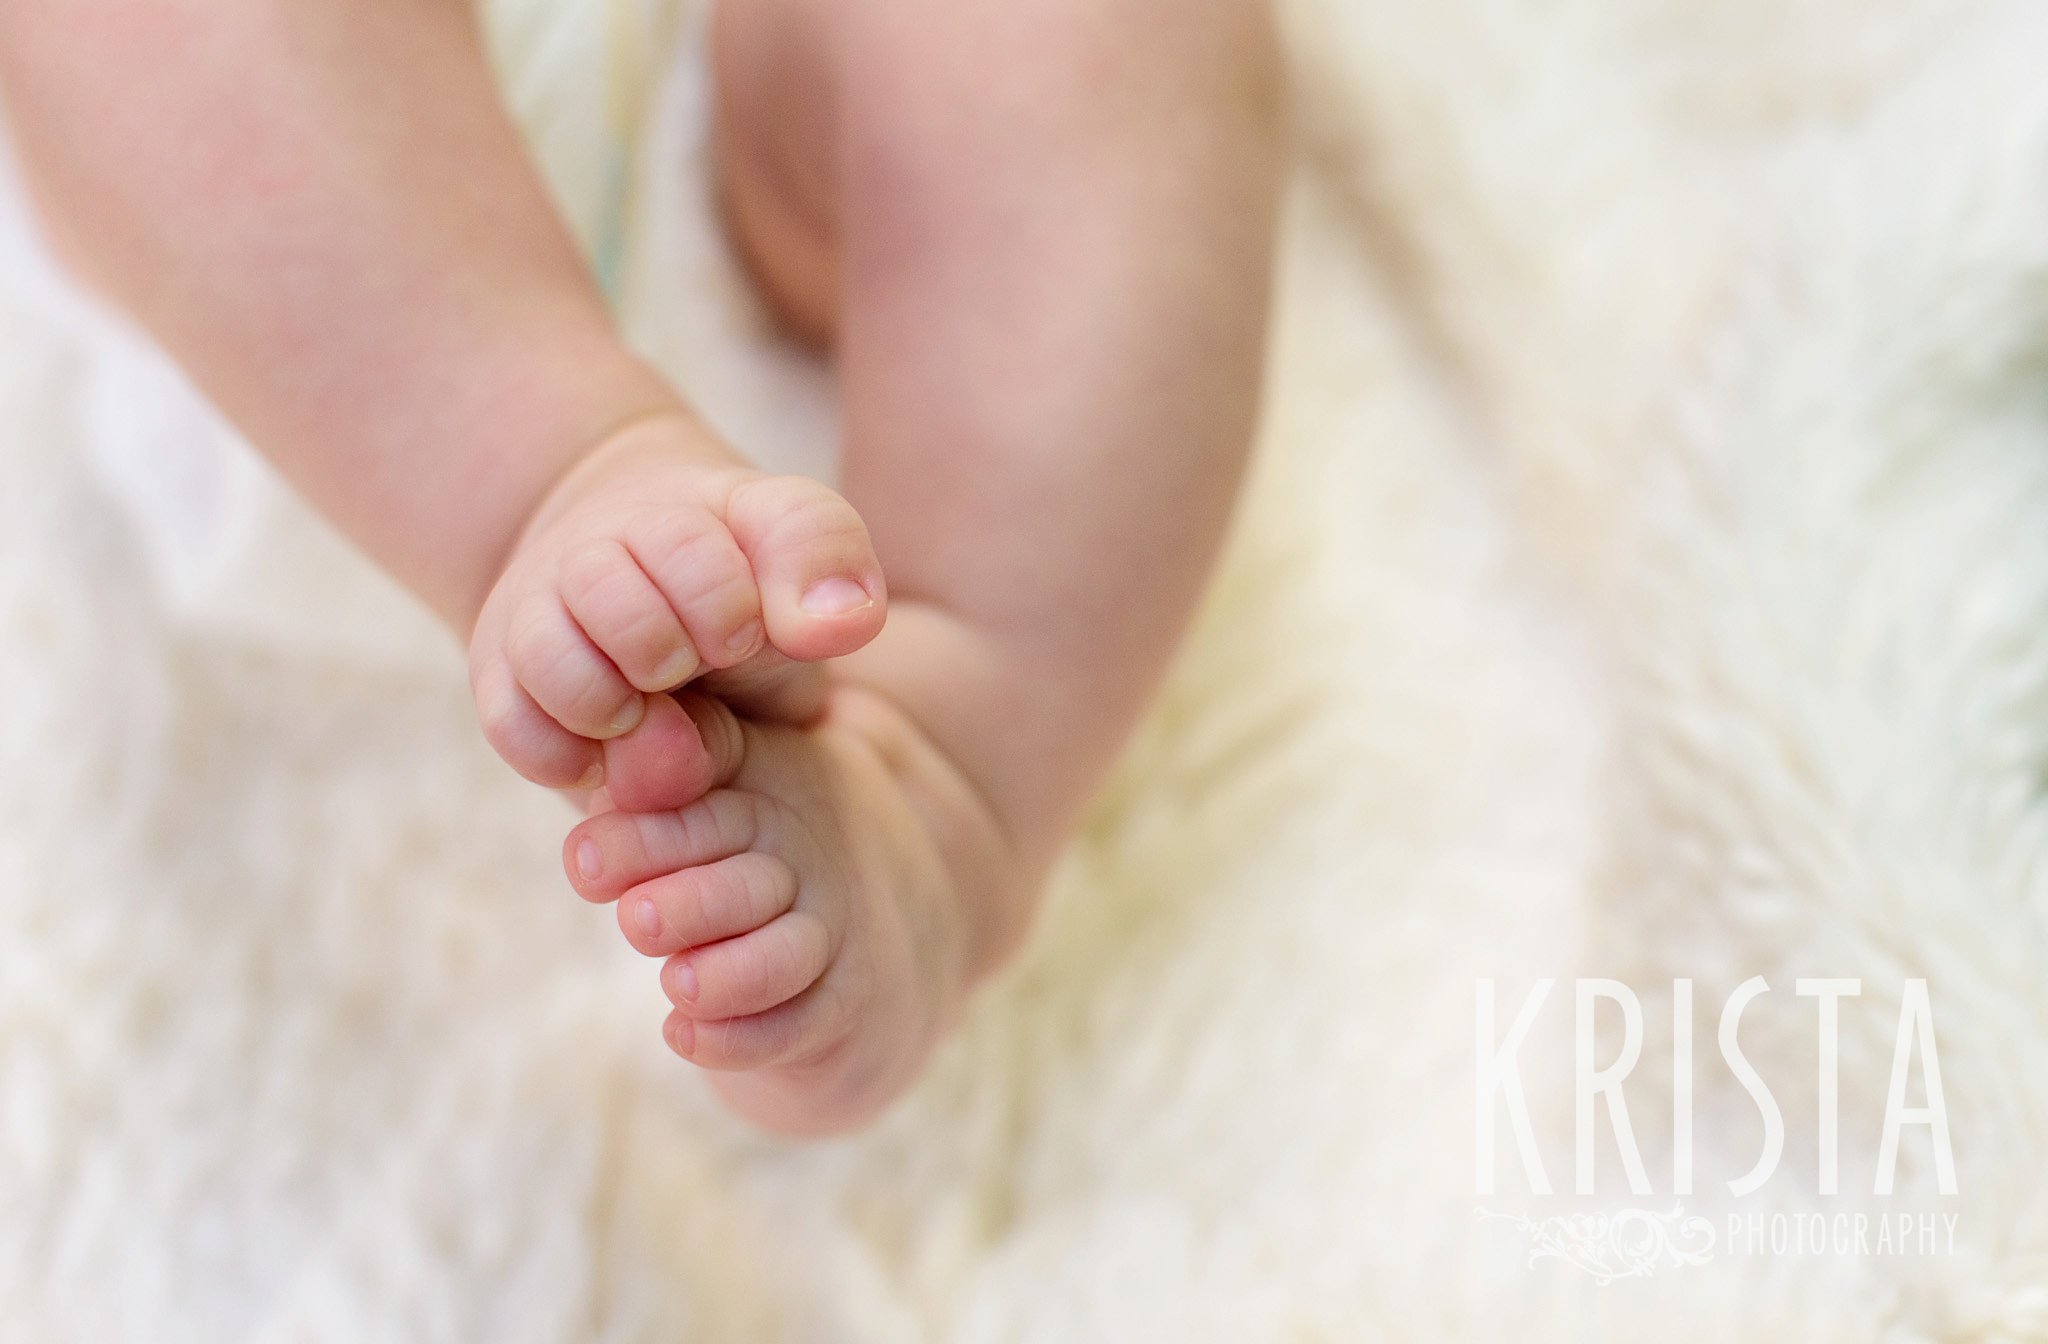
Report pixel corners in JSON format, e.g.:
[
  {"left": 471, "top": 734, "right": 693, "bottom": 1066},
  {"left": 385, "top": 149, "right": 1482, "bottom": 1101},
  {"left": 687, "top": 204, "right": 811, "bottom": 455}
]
[
  {"left": 468, "top": 411, "right": 886, "bottom": 810},
  {"left": 563, "top": 689, "right": 1017, "bottom": 1136}
]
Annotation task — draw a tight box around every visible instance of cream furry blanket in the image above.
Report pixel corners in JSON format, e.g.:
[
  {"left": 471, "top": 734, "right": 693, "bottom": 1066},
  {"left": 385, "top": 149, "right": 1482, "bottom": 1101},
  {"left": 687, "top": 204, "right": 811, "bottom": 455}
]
[{"left": 3, "top": 0, "right": 2046, "bottom": 1338}]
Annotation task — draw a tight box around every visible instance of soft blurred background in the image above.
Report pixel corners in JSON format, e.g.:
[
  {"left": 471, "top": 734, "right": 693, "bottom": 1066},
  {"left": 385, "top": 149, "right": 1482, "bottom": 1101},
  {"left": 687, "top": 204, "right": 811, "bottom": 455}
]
[{"left": 2, "top": 0, "right": 2045, "bottom": 1338}]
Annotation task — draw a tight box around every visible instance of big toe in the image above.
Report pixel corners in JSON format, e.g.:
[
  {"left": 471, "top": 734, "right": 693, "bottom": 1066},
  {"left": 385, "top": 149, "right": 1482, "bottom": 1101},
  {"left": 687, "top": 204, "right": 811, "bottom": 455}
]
[
  {"left": 725, "top": 475, "right": 887, "bottom": 662},
  {"left": 601, "top": 690, "right": 746, "bottom": 813}
]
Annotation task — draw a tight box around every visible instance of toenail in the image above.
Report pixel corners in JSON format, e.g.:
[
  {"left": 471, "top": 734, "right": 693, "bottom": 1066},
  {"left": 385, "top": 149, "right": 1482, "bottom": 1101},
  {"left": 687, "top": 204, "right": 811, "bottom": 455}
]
[
  {"left": 575, "top": 760, "right": 605, "bottom": 790},
  {"left": 800, "top": 576, "right": 873, "bottom": 616},
  {"left": 575, "top": 839, "right": 602, "bottom": 882},
  {"left": 670, "top": 960, "right": 700, "bottom": 1003},
  {"left": 724, "top": 621, "right": 763, "bottom": 658},
  {"left": 634, "top": 897, "right": 661, "bottom": 940},
  {"left": 670, "top": 1016, "right": 695, "bottom": 1056},
  {"left": 604, "top": 695, "right": 645, "bottom": 738}
]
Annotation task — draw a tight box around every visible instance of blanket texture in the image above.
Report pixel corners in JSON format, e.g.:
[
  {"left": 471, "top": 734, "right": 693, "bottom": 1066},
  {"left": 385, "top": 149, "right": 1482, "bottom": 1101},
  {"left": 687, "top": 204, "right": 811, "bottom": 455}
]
[{"left": 2, "top": 0, "right": 2045, "bottom": 1338}]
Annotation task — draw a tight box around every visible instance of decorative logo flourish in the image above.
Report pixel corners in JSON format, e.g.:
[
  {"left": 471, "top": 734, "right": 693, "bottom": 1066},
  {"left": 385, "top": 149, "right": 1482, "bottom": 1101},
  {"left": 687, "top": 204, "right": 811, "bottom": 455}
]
[{"left": 1475, "top": 1204, "right": 1717, "bottom": 1284}]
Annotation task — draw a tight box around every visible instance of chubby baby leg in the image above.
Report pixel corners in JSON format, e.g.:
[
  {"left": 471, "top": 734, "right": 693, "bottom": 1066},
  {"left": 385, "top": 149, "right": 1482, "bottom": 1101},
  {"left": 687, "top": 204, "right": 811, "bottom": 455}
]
[{"left": 581, "top": 0, "right": 1284, "bottom": 1132}]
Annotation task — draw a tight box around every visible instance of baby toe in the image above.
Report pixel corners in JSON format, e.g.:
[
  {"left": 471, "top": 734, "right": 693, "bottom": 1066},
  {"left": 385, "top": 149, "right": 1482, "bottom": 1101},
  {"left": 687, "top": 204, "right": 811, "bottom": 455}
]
[
  {"left": 600, "top": 690, "right": 748, "bottom": 814},
  {"left": 564, "top": 786, "right": 763, "bottom": 902},
  {"left": 559, "top": 538, "right": 699, "bottom": 693},
  {"left": 723, "top": 475, "right": 886, "bottom": 663},
  {"left": 619, "top": 851, "right": 798, "bottom": 957},
  {"left": 663, "top": 909, "right": 831, "bottom": 1021},
  {"left": 664, "top": 978, "right": 856, "bottom": 1075},
  {"left": 627, "top": 505, "right": 764, "bottom": 670},
  {"left": 506, "top": 596, "right": 644, "bottom": 740}
]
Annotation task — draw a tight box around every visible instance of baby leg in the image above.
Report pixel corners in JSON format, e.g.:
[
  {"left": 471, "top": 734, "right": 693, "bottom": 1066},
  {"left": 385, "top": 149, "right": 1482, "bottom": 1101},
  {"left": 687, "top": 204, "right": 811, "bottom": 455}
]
[
  {"left": 575, "top": 0, "right": 1285, "bottom": 1133},
  {"left": 716, "top": 0, "right": 1286, "bottom": 856}
]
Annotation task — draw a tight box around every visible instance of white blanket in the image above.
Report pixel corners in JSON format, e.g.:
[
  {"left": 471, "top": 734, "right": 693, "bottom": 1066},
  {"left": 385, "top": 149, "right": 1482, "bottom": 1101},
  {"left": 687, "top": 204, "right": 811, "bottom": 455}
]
[{"left": 1, "top": 0, "right": 2044, "bottom": 1337}]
